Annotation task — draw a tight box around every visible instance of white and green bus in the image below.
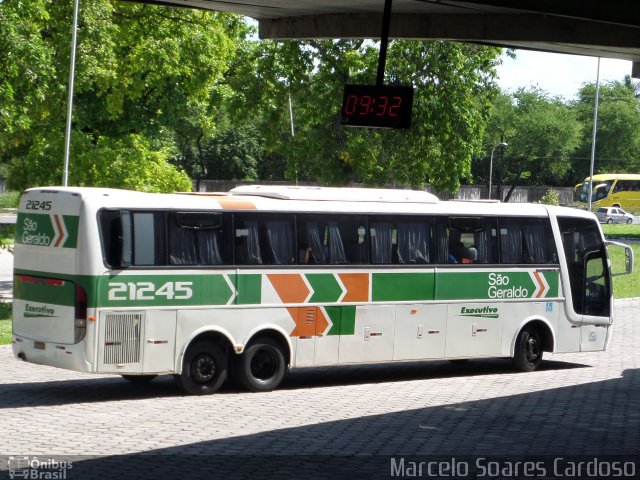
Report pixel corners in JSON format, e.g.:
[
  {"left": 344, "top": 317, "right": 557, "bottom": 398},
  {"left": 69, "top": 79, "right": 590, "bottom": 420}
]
[{"left": 12, "top": 185, "right": 633, "bottom": 394}]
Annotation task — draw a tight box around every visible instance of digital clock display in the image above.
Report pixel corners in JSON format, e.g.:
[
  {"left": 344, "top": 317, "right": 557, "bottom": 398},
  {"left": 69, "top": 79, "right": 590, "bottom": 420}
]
[{"left": 340, "top": 84, "right": 414, "bottom": 129}]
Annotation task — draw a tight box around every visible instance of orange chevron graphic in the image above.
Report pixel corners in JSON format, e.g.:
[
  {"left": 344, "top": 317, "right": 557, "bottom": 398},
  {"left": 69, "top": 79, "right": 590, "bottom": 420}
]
[
  {"left": 338, "top": 273, "right": 369, "bottom": 302},
  {"left": 532, "top": 271, "right": 548, "bottom": 298},
  {"left": 268, "top": 274, "right": 310, "bottom": 304},
  {"left": 53, "top": 214, "right": 65, "bottom": 247},
  {"left": 290, "top": 307, "right": 330, "bottom": 337}
]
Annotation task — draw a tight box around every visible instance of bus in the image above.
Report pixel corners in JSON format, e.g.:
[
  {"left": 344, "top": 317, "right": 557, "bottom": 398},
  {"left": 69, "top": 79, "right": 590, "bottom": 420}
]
[
  {"left": 12, "top": 185, "right": 633, "bottom": 394},
  {"left": 575, "top": 174, "right": 640, "bottom": 213}
]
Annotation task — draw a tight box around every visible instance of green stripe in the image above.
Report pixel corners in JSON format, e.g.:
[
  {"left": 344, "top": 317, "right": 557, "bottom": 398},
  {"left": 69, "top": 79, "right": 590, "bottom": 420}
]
[
  {"left": 14, "top": 268, "right": 561, "bottom": 310},
  {"left": 435, "top": 271, "right": 559, "bottom": 300},
  {"left": 232, "top": 274, "right": 262, "bottom": 305},
  {"left": 372, "top": 272, "right": 434, "bottom": 302},
  {"left": 325, "top": 306, "right": 356, "bottom": 336},
  {"left": 14, "top": 275, "right": 75, "bottom": 306}
]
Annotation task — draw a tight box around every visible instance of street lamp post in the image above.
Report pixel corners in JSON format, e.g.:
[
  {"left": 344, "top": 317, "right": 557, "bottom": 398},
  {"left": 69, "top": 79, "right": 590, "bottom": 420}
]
[{"left": 488, "top": 142, "right": 508, "bottom": 200}]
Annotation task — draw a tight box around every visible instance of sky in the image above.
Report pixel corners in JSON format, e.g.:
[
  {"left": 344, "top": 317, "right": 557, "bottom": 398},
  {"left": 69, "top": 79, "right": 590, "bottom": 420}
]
[{"left": 496, "top": 50, "right": 633, "bottom": 100}]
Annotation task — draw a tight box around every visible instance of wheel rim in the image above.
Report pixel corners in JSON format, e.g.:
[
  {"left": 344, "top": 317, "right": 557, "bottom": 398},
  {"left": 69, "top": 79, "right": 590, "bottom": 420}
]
[
  {"left": 250, "top": 347, "right": 277, "bottom": 381},
  {"left": 191, "top": 353, "right": 217, "bottom": 384},
  {"left": 524, "top": 333, "right": 540, "bottom": 363}
]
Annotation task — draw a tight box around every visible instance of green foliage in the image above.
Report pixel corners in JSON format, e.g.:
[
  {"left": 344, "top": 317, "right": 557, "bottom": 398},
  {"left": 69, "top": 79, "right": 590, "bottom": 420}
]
[
  {"left": 226, "top": 39, "right": 502, "bottom": 191},
  {"left": 481, "top": 87, "right": 581, "bottom": 198},
  {"left": 571, "top": 79, "right": 640, "bottom": 179},
  {"left": 1, "top": 2, "right": 502, "bottom": 193},
  {"left": 0, "top": 192, "right": 20, "bottom": 209},
  {"left": 539, "top": 189, "right": 560, "bottom": 206},
  {"left": 0, "top": 303, "right": 11, "bottom": 345},
  {"left": 0, "top": 1, "right": 246, "bottom": 192}
]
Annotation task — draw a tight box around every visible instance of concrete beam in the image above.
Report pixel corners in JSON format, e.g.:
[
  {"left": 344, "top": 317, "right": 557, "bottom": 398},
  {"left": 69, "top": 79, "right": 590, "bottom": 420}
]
[{"left": 259, "top": 13, "right": 640, "bottom": 62}]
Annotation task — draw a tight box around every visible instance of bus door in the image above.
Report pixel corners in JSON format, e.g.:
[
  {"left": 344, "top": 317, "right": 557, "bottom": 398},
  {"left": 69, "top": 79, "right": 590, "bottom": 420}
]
[{"left": 558, "top": 217, "right": 612, "bottom": 352}]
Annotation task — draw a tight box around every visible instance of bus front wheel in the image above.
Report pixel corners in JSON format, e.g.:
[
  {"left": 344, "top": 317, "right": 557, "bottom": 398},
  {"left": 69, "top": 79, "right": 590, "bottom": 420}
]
[
  {"left": 512, "top": 327, "right": 543, "bottom": 372},
  {"left": 175, "top": 340, "right": 227, "bottom": 395},
  {"left": 233, "top": 337, "right": 286, "bottom": 392}
]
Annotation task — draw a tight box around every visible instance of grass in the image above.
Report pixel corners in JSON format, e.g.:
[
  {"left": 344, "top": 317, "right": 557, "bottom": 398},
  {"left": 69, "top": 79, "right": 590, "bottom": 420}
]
[
  {"left": 601, "top": 223, "right": 640, "bottom": 240},
  {"left": 0, "top": 303, "right": 11, "bottom": 346},
  {"left": 0, "top": 191, "right": 20, "bottom": 210},
  {"left": 609, "top": 242, "right": 640, "bottom": 299}
]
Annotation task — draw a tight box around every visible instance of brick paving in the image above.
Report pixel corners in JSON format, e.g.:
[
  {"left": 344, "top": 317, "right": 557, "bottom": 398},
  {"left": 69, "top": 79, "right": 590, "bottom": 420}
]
[{"left": 0, "top": 299, "right": 639, "bottom": 479}]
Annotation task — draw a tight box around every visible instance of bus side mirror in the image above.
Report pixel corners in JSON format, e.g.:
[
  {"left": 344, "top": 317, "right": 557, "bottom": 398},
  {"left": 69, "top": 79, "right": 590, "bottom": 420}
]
[{"left": 606, "top": 241, "right": 634, "bottom": 276}]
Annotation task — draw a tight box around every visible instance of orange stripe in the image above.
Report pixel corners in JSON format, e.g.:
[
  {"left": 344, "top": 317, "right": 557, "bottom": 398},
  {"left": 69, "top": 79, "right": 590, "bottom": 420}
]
[
  {"left": 268, "top": 274, "right": 310, "bottom": 304},
  {"left": 53, "top": 215, "right": 64, "bottom": 247},
  {"left": 338, "top": 273, "right": 369, "bottom": 302},
  {"left": 217, "top": 198, "right": 257, "bottom": 210}
]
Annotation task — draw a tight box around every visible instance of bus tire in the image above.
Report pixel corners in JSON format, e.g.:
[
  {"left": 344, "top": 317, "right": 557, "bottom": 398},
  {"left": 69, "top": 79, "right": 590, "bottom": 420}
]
[
  {"left": 175, "top": 340, "right": 227, "bottom": 395},
  {"left": 512, "top": 327, "right": 543, "bottom": 372},
  {"left": 234, "top": 337, "right": 286, "bottom": 392},
  {"left": 121, "top": 374, "right": 157, "bottom": 384}
]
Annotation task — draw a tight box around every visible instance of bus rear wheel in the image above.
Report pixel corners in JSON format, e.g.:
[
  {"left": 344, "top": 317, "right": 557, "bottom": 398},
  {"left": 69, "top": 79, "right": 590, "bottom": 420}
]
[
  {"left": 175, "top": 340, "right": 227, "bottom": 395},
  {"left": 233, "top": 337, "right": 286, "bottom": 392},
  {"left": 512, "top": 327, "right": 543, "bottom": 372}
]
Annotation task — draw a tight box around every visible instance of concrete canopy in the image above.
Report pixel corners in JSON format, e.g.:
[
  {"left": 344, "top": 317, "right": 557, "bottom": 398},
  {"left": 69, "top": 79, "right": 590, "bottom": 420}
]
[{"left": 129, "top": 0, "right": 640, "bottom": 74}]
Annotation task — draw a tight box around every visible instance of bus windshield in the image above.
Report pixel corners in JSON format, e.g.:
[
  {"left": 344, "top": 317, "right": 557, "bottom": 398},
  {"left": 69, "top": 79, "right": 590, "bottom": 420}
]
[{"left": 578, "top": 180, "right": 614, "bottom": 203}]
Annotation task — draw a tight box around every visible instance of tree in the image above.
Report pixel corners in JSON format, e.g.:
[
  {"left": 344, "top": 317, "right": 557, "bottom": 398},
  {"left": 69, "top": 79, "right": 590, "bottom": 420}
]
[
  {"left": 0, "top": 0, "right": 246, "bottom": 192},
  {"left": 481, "top": 88, "right": 581, "bottom": 200},
  {"left": 571, "top": 79, "right": 640, "bottom": 179},
  {"left": 225, "top": 39, "right": 502, "bottom": 192}
]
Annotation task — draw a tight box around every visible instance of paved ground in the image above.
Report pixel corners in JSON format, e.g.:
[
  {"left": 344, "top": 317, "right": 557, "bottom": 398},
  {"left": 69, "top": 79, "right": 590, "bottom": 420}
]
[{"left": 0, "top": 299, "right": 639, "bottom": 479}]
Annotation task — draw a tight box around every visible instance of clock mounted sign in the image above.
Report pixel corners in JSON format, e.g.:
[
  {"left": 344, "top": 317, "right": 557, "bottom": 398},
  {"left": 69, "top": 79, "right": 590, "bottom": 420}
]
[{"left": 340, "top": 84, "right": 414, "bottom": 129}]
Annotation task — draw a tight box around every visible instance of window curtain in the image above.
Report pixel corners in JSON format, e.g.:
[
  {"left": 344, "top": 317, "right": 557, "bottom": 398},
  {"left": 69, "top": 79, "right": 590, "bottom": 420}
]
[
  {"left": 522, "top": 223, "right": 547, "bottom": 263},
  {"left": 265, "top": 221, "right": 294, "bottom": 265},
  {"left": 197, "top": 230, "right": 223, "bottom": 265},
  {"left": 436, "top": 223, "right": 449, "bottom": 264},
  {"left": 500, "top": 224, "right": 522, "bottom": 263},
  {"left": 305, "top": 222, "right": 326, "bottom": 264},
  {"left": 474, "top": 228, "right": 495, "bottom": 264},
  {"left": 243, "top": 221, "right": 262, "bottom": 265},
  {"left": 371, "top": 223, "right": 393, "bottom": 263},
  {"left": 397, "top": 223, "right": 429, "bottom": 264},
  {"left": 327, "top": 222, "right": 346, "bottom": 264},
  {"left": 169, "top": 227, "right": 197, "bottom": 265}
]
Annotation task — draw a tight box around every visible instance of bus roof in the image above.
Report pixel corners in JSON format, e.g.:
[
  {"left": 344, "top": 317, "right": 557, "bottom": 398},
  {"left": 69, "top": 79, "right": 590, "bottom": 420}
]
[
  {"left": 582, "top": 174, "right": 640, "bottom": 182},
  {"left": 23, "top": 185, "right": 582, "bottom": 218},
  {"left": 229, "top": 185, "right": 440, "bottom": 204}
]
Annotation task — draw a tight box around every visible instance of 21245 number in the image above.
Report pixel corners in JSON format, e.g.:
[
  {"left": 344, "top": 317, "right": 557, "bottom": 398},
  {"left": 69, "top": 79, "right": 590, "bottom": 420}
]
[{"left": 108, "top": 281, "right": 193, "bottom": 301}]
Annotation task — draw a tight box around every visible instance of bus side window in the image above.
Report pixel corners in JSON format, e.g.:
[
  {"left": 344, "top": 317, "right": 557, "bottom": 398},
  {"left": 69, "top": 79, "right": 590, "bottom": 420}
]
[
  {"left": 396, "top": 222, "right": 430, "bottom": 264},
  {"left": 99, "top": 210, "right": 126, "bottom": 268},
  {"left": 370, "top": 222, "right": 393, "bottom": 264},
  {"left": 235, "top": 220, "right": 263, "bottom": 265},
  {"left": 264, "top": 220, "right": 295, "bottom": 265},
  {"left": 168, "top": 212, "right": 226, "bottom": 266}
]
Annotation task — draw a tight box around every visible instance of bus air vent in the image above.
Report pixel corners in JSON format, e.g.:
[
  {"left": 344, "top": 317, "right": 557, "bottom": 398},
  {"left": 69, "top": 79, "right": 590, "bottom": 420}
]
[{"left": 103, "top": 313, "right": 143, "bottom": 365}]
